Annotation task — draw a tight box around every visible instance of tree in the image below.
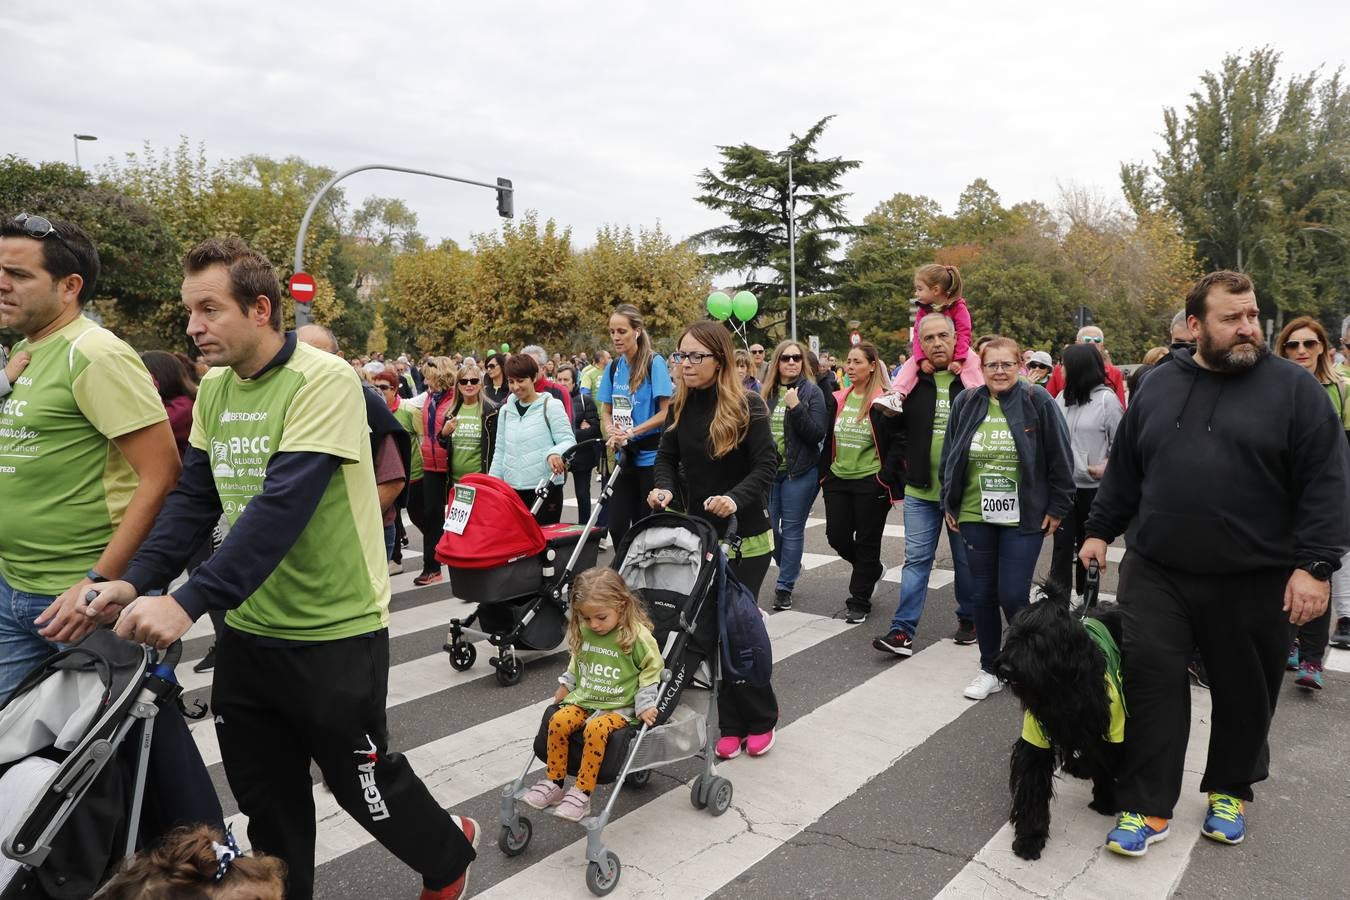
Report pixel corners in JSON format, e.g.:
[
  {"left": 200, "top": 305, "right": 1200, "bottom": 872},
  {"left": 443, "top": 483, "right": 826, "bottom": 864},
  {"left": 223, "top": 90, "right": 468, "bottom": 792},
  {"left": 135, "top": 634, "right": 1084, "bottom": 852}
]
[
  {"left": 0, "top": 156, "right": 182, "bottom": 348},
  {"left": 385, "top": 242, "right": 475, "bottom": 355},
  {"left": 692, "top": 116, "right": 860, "bottom": 341},
  {"left": 469, "top": 212, "right": 576, "bottom": 353},
  {"left": 1123, "top": 48, "right": 1350, "bottom": 324}
]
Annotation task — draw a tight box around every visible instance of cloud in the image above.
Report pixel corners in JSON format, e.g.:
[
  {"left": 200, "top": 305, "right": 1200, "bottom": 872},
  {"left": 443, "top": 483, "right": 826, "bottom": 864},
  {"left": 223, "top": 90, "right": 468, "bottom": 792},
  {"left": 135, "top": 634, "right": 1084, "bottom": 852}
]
[{"left": 5, "top": 0, "right": 1347, "bottom": 250}]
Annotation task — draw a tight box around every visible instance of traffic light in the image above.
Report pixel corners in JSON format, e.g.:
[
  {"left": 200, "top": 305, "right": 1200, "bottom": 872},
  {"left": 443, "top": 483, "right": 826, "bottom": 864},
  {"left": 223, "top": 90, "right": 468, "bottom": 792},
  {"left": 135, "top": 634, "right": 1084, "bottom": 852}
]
[{"left": 496, "top": 178, "right": 514, "bottom": 219}]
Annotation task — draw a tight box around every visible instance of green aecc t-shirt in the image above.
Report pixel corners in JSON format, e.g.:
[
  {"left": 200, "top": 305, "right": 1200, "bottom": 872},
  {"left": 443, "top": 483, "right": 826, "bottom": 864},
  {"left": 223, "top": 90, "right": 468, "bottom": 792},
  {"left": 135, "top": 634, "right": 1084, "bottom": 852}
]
[
  {"left": 564, "top": 623, "right": 663, "bottom": 719},
  {"left": 906, "top": 372, "right": 955, "bottom": 503},
  {"left": 770, "top": 388, "right": 787, "bottom": 472},
  {"left": 450, "top": 402, "right": 483, "bottom": 481},
  {"left": 189, "top": 341, "right": 390, "bottom": 641},
  {"left": 830, "top": 392, "right": 881, "bottom": 480},
  {"left": 958, "top": 397, "right": 1021, "bottom": 527},
  {"left": 0, "top": 317, "right": 167, "bottom": 593}
]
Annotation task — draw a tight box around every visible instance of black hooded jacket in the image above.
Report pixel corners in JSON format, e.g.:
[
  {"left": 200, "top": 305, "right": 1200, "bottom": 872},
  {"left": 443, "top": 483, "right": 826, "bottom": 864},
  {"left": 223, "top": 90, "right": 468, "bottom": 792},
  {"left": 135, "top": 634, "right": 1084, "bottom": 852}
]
[{"left": 1085, "top": 348, "right": 1350, "bottom": 574}]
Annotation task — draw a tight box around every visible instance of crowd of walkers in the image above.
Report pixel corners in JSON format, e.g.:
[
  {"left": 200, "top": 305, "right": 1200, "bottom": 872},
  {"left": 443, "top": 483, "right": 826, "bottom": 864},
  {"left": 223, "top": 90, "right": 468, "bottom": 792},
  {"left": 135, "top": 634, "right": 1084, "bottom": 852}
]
[{"left": 1, "top": 212, "right": 1347, "bottom": 894}]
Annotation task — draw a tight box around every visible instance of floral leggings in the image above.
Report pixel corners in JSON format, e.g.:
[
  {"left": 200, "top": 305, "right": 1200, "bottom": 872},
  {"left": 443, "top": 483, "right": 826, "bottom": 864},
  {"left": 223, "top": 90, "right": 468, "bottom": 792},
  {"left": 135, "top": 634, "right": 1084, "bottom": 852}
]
[{"left": 546, "top": 705, "right": 628, "bottom": 793}]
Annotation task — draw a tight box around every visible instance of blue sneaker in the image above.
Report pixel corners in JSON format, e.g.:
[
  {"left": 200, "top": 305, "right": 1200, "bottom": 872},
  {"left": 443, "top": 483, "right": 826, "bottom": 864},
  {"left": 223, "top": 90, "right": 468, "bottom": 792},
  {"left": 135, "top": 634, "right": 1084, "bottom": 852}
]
[
  {"left": 1202, "top": 793, "right": 1245, "bottom": 844},
  {"left": 1105, "top": 812, "right": 1170, "bottom": 856},
  {"left": 1286, "top": 642, "right": 1300, "bottom": 671}
]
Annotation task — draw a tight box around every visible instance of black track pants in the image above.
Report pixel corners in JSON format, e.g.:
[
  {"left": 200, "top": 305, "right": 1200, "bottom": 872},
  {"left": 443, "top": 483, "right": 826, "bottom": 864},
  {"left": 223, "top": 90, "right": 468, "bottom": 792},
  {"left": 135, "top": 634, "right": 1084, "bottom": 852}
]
[
  {"left": 213, "top": 627, "right": 475, "bottom": 900},
  {"left": 1114, "top": 553, "right": 1289, "bottom": 818},
  {"left": 821, "top": 475, "right": 892, "bottom": 609}
]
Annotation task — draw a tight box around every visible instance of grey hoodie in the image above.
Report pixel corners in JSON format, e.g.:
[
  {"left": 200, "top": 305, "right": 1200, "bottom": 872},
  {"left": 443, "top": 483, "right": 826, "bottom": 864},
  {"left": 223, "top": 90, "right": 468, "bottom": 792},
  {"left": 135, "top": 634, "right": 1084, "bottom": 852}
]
[{"left": 1055, "top": 385, "right": 1123, "bottom": 489}]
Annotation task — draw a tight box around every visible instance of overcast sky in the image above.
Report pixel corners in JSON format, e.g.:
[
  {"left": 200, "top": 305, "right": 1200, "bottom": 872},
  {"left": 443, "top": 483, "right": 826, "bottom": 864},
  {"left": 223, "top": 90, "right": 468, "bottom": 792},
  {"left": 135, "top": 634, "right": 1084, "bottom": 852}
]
[{"left": 5, "top": 1, "right": 1348, "bottom": 252}]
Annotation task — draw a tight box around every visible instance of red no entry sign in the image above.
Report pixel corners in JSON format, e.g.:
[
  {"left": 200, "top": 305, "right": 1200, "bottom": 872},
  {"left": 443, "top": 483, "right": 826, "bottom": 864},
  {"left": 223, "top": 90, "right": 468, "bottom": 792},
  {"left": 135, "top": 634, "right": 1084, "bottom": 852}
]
[{"left": 289, "top": 272, "right": 316, "bottom": 304}]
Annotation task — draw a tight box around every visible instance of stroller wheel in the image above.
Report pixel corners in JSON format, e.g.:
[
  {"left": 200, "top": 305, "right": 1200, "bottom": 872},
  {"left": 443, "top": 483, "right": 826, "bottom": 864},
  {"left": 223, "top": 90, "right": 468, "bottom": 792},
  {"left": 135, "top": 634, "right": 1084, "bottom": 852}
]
[
  {"left": 707, "top": 775, "right": 733, "bottom": 816},
  {"left": 624, "top": 769, "right": 652, "bottom": 788},
  {"left": 498, "top": 815, "right": 532, "bottom": 857},
  {"left": 447, "top": 641, "right": 477, "bottom": 671},
  {"left": 585, "top": 850, "right": 621, "bottom": 896},
  {"left": 495, "top": 654, "right": 523, "bottom": 687},
  {"left": 689, "top": 774, "right": 709, "bottom": 810}
]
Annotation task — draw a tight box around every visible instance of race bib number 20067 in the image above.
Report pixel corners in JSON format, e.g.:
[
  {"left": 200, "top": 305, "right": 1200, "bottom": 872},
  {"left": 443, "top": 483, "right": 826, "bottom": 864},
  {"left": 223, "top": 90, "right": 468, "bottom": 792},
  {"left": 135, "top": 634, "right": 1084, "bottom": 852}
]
[{"left": 979, "top": 474, "right": 1018, "bottom": 524}]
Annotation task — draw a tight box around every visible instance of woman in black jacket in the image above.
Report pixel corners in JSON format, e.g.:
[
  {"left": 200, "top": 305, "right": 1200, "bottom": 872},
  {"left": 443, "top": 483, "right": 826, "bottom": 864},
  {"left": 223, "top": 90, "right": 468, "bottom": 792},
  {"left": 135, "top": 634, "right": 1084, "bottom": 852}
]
[
  {"left": 761, "top": 341, "right": 829, "bottom": 611},
  {"left": 558, "top": 364, "right": 602, "bottom": 523},
  {"left": 652, "top": 320, "right": 780, "bottom": 760},
  {"left": 819, "top": 341, "right": 905, "bottom": 623}
]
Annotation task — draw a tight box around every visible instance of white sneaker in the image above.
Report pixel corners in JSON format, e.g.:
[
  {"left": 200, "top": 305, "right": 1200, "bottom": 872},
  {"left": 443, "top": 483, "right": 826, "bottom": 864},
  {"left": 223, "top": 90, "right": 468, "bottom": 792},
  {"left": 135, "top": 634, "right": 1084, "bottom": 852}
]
[
  {"left": 599, "top": 536, "right": 611, "bottom": 552},
  {"left": 387, "top": 559, "right": 404, "bottom": 576},
  {"left": 963, "top": 669, "right": 1003, "bottom": 701}
]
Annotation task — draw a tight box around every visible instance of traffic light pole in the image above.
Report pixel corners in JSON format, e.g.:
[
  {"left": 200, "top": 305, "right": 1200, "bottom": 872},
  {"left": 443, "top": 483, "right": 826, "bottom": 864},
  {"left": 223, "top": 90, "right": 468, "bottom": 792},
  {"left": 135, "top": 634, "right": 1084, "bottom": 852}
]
[{"left": 291, "top": 164, "right": 514, "bottom": 325}]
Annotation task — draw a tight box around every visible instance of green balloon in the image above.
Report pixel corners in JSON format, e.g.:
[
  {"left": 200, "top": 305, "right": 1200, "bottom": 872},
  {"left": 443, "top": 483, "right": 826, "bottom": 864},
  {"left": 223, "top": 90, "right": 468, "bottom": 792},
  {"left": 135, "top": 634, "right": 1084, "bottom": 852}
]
[
  {"left": 500, "top": 343, "right": 510, "bottom": 352},
  {"left": 731, "top": 290, "right": 758, "bottom": 321},
  {"left": 706, "top": 291, "right": 732, "bottom": 321}
]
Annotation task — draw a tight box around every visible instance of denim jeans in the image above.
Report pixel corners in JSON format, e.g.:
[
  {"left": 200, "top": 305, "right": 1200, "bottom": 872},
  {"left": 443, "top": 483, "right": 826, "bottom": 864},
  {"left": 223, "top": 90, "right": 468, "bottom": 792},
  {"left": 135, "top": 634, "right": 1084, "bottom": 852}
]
[
  {"left": 0, "top": 570, "right": 60, "bottom": 705},
  {"left": 769, "top": 467, "right": 819, "bottom": 594},
  {"left": 960, "top": 523, "right": 1045, "bottom": 674},
  {"left": 383, "top": 524, "right": 396, "bottom": 561},
  {"left": 888, "top": 496, "right": 976, "bottom": 637}
]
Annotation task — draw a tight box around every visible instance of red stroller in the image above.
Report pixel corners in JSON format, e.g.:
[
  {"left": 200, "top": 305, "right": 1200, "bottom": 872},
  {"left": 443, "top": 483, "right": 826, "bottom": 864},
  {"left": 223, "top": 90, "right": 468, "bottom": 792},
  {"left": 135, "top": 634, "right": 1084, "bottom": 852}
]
[{"left": 435, "top": 443, "right": 619, "bottom": 686}]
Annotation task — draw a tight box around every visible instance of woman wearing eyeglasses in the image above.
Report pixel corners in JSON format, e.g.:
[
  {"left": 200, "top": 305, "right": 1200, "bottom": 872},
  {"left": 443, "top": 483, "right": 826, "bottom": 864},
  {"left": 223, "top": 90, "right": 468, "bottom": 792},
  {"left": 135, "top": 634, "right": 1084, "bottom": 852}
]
[
  {"left": 1275, "top": 316, "right": 1350, "bottom": 688},
  {"left": 761, "top": 341, "right": 829, "bottom": 611},
  {"left": 482, "top": 352, "right": 510, "bottom": 406},
  {"left": 649, "top": 321, "right": 779, "bottom": 759},
  {"left": 941, "top": 337, "right": 1074, "bottom": 701},
  {"left": 414, "top": 358, "right": 458, "bottom": 585}
]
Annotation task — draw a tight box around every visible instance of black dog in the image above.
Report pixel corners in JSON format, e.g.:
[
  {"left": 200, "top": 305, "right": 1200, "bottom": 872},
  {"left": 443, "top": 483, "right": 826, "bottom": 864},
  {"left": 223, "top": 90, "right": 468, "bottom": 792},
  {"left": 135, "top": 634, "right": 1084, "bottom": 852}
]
[{"left": 995, "top": 581, "right": 1125, "bottom": 860}]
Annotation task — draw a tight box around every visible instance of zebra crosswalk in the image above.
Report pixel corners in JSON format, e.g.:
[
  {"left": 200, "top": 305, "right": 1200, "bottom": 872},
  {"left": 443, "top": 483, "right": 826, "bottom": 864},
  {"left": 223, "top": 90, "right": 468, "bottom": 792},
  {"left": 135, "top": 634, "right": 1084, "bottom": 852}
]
[{"left": 175, "top": 505, "right": 1345, "bottom": 899}]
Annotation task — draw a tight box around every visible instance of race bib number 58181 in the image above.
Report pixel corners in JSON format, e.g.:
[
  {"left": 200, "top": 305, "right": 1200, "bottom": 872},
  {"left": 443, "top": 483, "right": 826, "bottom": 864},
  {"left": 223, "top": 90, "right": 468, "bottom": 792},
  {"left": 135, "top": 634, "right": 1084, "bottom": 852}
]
[{"left": 445, "top": 485, "right": 477, "bottom": 535}]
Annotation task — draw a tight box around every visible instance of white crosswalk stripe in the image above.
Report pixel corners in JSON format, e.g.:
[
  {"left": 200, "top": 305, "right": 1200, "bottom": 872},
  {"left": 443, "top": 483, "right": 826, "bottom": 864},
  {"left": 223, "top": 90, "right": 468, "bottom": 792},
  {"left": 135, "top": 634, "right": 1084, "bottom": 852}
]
[{"left": 163, "top": 521, "right": 1324, "bottom": 900}]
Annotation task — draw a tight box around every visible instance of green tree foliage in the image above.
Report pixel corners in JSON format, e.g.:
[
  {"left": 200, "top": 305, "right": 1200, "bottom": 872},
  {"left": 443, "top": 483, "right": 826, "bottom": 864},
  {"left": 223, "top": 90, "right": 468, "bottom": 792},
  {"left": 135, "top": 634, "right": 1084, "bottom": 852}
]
[
  {"left": 0, "top": 155, "right": 181, "bottom": 348},
  {"left": 570, "top": 224, "right": 707, "bottom": 345},
  {"left": 692, "top": 116, "right": 859, "bottom": 341},
  {"left": 1123, "top": 48, "right": 1350, "bottom": 324}
]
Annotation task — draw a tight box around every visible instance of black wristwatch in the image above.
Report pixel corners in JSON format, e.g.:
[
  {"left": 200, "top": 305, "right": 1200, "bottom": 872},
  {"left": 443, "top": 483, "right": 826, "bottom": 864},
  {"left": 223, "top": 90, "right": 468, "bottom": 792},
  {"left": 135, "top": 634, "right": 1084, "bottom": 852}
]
[{"left": 1300, "top": 560, "right": 1334, "bottom": 581}]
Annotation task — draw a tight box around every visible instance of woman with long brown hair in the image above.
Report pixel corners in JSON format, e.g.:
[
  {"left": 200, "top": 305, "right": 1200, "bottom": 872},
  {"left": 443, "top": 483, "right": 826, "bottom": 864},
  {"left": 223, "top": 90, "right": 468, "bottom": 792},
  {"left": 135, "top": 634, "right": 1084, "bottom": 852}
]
[
  {"left": 818, "top": 340, "right": 905, "bottom": 623},
  {"left": 650, "top": 320, "right": 780, "bottom": 759},
  {"left": 1275, "top": 315, "right": 1350, "bottom": 689},
  {"left": 598, "top": 303, "right": 672, "bottom": 550}
]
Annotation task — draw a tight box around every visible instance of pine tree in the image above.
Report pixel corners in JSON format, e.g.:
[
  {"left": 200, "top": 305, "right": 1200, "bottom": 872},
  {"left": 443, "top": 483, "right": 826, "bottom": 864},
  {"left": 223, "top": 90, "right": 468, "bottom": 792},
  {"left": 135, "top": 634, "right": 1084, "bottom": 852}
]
[{"left": 691, "top": 116, "right": 859, "bottom": 342}]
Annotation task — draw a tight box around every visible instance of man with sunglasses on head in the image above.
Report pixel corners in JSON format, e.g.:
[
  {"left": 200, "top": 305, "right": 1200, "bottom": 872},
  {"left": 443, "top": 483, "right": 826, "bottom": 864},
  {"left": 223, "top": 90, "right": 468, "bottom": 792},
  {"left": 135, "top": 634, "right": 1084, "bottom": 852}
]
[
  {"left": 1045, "top": 325, "right": 1128, "bottom": 407},
  {"left": 0, "top": 214, "right": 180, "bottom": 702}
]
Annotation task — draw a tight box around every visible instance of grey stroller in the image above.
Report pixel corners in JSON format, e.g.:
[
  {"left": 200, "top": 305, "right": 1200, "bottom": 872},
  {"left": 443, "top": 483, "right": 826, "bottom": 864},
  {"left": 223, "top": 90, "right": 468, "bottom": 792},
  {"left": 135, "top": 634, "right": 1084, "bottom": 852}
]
[
  {"left": 497, "top": 513, "right": 733, "bottom": 896},
  {"left": 0, "top": 630, "right": 187, "bottom": 899}
]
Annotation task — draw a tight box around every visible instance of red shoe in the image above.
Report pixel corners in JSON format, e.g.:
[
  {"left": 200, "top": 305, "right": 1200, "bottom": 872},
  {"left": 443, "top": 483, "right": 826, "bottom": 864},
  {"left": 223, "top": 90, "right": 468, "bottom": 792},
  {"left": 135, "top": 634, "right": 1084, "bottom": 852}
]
[
  {"left": 418, "top": 815, "right": 479, "bottom": 900},
  {"left": 745, "top": 730, "right": 775, "bottom": 757},
  {"left": 413, "top": 571, "right": 444, "bottom": 586}
]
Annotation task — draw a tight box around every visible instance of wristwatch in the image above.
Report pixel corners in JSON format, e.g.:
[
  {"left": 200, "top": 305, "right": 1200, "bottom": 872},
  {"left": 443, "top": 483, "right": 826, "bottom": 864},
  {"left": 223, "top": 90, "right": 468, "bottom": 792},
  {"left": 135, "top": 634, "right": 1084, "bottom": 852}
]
[{"left": 1300, "top": 560, "right": 1334, "bottom": 581}]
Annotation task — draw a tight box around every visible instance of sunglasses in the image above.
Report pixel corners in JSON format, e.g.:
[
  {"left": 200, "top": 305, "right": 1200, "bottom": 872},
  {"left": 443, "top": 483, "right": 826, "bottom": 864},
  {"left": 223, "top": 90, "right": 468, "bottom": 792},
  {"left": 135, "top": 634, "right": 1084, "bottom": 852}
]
[
  {"left": 1284, "top": 339, "right": 1322, "bottom": 352},
  {"left": 459, "top": 378, "right": 480, "bottom": 385},
  {"left": 1080, "top": 336, "right": 1103, "bottom": 344},
  {"left": 10, "top": 213, "right": 77, "bottom": 259},
  {"left": 751, "top": 349, "right": 765, "bottom": 354},
  {"left": 779, "top": 353, "right": 803, "bottom": 363},
  {"left": 379, "top": 384, "right": 397, "bottom": 391}
]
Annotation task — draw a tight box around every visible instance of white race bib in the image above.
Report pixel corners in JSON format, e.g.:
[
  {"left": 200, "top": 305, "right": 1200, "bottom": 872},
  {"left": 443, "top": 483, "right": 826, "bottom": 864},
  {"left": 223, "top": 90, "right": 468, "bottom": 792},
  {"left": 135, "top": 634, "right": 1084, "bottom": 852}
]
[
  {"left": 445, "top": 484, "right": 477, "bottom": 535},
  {"left": 611, "top": 395, "right": 634, "bottom": 432},
  {"left": 979, "top": 474, "right": 1019, "bottom": 524}
]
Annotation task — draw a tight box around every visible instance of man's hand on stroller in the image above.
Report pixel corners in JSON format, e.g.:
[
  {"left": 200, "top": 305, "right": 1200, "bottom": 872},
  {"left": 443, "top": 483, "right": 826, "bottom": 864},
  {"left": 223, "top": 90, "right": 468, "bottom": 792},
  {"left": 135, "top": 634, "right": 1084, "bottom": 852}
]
[
  {"left": 82, "top": 580, "right": 138, "bottom": 625},
  {"left": 113, "top": 594, "right": 193, "bottom": 650},
  {"left": 36, "top": 577, "right": 101, "bottom": 643},
  {"left": 637, "top": 707, "right": 657, "bottom": 726}
]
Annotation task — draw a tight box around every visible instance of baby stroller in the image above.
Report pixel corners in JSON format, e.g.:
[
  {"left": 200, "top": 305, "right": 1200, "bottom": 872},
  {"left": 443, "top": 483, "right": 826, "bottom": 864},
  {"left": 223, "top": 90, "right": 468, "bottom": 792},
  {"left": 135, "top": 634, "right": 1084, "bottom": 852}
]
[
  {"left": 497, "top": 512, "right": 733, "bottom": 896},
  {"left": 0, "top": 630, "right": 186, "bottom": 899},
  {"left": 437, "top": 441, "right": 617, "bottom": 686}
]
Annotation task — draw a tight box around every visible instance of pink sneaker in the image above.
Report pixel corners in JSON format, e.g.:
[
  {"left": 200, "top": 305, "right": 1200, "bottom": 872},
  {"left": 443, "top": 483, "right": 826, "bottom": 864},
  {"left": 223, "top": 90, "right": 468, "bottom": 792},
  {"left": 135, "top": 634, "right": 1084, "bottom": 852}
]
[
  {"left": 521, "top": 778, "right": 565, "bottom": 809},
  {"left": 554, "top": 786, "right": 591, "bottom": 822},
  {"left": 714, "top": 735, "right": 743, "bottom": 760},
  {"left": 745, "top": 730, "right": 775, "bottom": 757}
]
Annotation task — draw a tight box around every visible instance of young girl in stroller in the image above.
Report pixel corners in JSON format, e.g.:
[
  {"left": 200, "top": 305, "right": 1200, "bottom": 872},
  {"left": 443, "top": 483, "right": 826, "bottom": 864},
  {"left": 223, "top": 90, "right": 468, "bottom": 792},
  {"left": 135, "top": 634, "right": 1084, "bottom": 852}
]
[
  {"left": 95, "top": 823, "right": 285, "bottom": 899},
  {"left": 521, "top": 568, "right": 663, "bottom": 822}
]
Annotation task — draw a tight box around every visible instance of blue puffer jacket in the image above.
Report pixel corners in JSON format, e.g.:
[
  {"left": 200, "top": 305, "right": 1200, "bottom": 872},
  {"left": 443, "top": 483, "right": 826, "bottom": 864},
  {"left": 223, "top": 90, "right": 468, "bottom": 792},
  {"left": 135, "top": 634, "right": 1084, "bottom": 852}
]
[
  {"left": 763, "top": 376, "right": 828, "bottom": 478},
  {"left": 489, "top": 392, "right": 576, "bottom": 489}
]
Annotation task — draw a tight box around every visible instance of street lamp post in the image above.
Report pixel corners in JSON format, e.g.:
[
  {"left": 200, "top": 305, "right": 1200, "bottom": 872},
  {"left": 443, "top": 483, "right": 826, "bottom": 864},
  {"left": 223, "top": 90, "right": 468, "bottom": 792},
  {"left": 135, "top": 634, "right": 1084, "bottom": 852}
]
[
  {"left": 291, "top": 164, "right": 514, "bottom": 326},
  {"left": 786, "top": 153, "right": 798, "bottom": 342},
  {"left": 73, "top": 134, "right": 97, "bottom": 170}
]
